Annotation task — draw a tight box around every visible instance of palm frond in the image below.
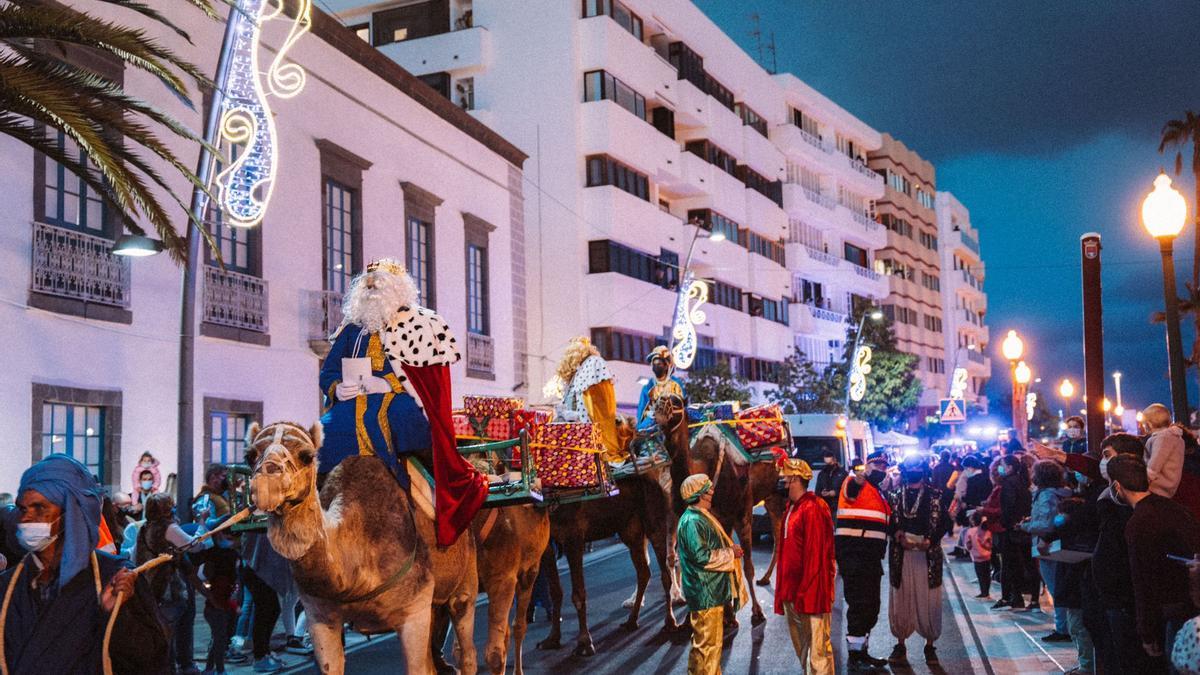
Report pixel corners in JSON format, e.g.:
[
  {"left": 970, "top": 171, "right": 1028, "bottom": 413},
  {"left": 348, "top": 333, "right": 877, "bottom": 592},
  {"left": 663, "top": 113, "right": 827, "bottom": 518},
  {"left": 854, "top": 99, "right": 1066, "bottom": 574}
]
[{"left": 93, "top": 0, "right": 222, "bottom": 41}]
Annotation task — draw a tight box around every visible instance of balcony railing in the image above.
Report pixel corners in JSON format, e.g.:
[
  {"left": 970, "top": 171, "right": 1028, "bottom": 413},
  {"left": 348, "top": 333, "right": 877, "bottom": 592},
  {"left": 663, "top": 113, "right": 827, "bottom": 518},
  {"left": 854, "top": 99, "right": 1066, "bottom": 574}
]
[
  {"left": 848, "top": 156, "right": 882, "bottom": 182},
  {"left": 466, "top": 331, "right": 495, "bottom": 377},
  {"left": 794, "top": 126, "right": 832, "bottom": 153},
  {"left": 958, "top": 229, "right": 981, "bottom": 255},
  {"left": 803, "top": 188, "right": 836, "bottom": 210},
  {"left": 967, "top": 350, "right": 986, "bottom": 365},
  {"left": 305, "top": 290, "right": 343, "bottom": 343},
  {"left": 809, "top": 305, "right": 847, "bottom": 324},
  {"left": 849, "top": 209, "right": 879, "bottom": 231},
  {"left": 203, "top": 266, "right": 268, "bottom": 332},
  {"left": 806, "top": 246, "right": 841, "bottom": 267},
  {"left": 30, "top": 221, "right": 130, "bottom": 307},
  {"left": 850, "top": 263, "right": 882, "bottom": 282}
]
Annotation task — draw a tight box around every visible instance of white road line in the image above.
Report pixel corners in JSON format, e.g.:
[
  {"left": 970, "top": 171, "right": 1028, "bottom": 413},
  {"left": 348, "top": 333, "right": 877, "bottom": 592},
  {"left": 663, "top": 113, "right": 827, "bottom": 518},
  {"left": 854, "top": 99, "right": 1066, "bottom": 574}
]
[
  {"left": 1014, "top": 621, "right": 1067, "bottom": 672},
  {"left": 944, "top": 553, "right": 991, "bottom": 674}
]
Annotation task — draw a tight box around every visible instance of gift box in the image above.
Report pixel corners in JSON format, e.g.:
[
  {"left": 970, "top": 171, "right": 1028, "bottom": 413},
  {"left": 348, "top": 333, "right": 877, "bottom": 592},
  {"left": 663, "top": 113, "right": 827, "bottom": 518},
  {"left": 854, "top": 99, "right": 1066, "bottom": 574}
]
[
  {"left": 453, "top": 413, "right": 473, "bottom": 439},
  {"left": 463, "top": 395, "right": 525, "bottom": 419},
  {"left": 733, "top": 403, "right": 785, "bottom": 450},
  {"left": 512, "top": 408, "right": 553, "bottom": 438},
  {"left": 532, "top": 422, "right": 602, "bottom": 488},
  {"left": 686, "top": 402, "right": 738, "bottom": 424}
]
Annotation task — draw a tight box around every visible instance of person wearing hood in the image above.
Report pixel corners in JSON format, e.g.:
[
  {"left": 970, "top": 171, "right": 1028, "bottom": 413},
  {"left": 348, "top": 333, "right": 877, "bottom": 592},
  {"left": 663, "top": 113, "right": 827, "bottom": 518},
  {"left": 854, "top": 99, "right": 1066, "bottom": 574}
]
[
  {"left": 1020, "top": 460, "right": 1074, "bottom": 643},
  {"left": 1061, "top": 416, "right": 1088, "bottom": 455},
  {"left": 835, "top": 450, "right": 893, "bottom": 670},
  {"left": 0, "top": 455, "right": 168, "bottom": 674},
  {"left": 1143, "top": 404, "right": 1185, "bottom": 498}
]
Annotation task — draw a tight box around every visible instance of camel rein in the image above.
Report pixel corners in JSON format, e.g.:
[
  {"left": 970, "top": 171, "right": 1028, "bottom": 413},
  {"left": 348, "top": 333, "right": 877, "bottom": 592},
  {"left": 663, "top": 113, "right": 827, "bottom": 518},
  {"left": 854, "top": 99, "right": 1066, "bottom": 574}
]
[{"left": 303, "top": 544, "right": 417, "bottom": 605}]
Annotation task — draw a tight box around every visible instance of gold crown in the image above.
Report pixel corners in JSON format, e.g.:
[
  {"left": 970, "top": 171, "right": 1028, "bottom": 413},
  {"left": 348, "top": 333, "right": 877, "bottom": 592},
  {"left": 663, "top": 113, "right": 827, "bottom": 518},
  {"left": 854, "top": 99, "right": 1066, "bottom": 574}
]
[{"left": 366, "top": 259, "right": 406, "bottom": 275}]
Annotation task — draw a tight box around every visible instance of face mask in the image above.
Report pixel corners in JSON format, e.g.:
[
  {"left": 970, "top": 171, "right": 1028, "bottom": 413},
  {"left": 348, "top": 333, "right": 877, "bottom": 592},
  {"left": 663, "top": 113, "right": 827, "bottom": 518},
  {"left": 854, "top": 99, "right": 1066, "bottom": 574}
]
[
  {"left": 1074, "top": 472, "right": 1088, "bottom": 486},
  {"left": 1099, "top": 456, "right": 1112, "bottom": 482},
  {"left": 1066, "top": 428, "right": 1082, "bottom": 440},
  {"left": 17, "top": 521, "right": 58, "bottom": 552},
  {"left": 651, "top": 363, "right": 668, "bottom": 379},
  {"left": 140, "top": 460, "right": 153, "bottom": 467},
  {"left": 997, "top": 465, "right": 1008, "bottom": 476},
  {"left": 867, "top": 470, "right": 886, "bottom": 486},
  {"left": 140, "top": 480, "right": 154, "bottom": 491}
]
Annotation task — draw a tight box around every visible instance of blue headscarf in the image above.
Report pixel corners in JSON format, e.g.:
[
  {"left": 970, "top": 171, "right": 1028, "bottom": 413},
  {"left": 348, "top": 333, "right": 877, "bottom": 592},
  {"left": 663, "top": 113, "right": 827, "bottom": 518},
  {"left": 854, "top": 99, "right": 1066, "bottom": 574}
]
[{"left": 17, "top": 454, "right": 103, "bottom": 591}]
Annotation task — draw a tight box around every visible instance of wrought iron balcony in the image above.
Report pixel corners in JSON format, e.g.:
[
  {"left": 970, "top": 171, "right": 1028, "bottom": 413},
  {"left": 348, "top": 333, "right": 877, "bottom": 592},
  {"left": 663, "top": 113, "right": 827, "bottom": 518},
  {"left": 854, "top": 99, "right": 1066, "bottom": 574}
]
[
  {"left": 203, "top": 266, "right": 268, "bottom": 333},
  {"left": 303, "top": 289, "right": 343, "bottom": 356},
  {"left": 850, "top": 263, "right": 883, "bottom": 282},
  {"left": 848, "top": 156, "right": 883, "bottom": 183},
  {"left": 803, "top": 187, "right": 836, "bottom": 210},
  {"left": 30, "top": 221, "right": 130, "bottom": 307},
  {"left": 466, "top": 331, "right": 495, "bottom": 378},
  {"left": 967, "top": 350, "right": 987, "bottom": 365}
]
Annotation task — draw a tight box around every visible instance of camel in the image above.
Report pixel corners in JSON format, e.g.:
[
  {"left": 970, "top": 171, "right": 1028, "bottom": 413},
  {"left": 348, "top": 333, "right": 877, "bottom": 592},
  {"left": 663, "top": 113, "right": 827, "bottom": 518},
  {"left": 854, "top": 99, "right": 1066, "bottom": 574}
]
[
  {"left": 246, "top": 421, "right": 477, "bottom": 675},
  {"left": 656, "top": 395, "right": 784, "bottom": 627},
  {"left": 537, "top": 415, "right": 680, "bottom": 657}
]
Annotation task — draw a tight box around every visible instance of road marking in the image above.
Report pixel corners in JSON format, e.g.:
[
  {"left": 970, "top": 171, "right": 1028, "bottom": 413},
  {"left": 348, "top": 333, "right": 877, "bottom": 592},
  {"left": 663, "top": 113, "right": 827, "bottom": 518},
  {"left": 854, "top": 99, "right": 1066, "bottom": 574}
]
[
  {"left": 1014, "top": 621, "right": 1067, "bottom": 672},
  {"left": 944, "top": 554, "right": 995, "bottom": 675}
]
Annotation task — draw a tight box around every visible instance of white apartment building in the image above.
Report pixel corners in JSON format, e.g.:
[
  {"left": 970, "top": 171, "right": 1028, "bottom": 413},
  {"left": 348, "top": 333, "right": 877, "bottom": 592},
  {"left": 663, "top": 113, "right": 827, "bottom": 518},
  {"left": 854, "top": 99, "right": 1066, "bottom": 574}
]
[
  {"left": 0, "top": 4, "right": 527, "bottom": 495},
  {"left": 936, "top": 192, "right": 991, "bottom": 413},
  {"left": 328, "top": 0, "right": 891, "bottom": 408}
]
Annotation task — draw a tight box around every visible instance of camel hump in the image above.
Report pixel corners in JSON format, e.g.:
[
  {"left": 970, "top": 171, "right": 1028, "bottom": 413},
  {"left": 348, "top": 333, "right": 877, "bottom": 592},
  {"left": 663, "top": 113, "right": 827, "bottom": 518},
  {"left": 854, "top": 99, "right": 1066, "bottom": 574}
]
[{"left": 320, "top": 455, "right": 419, "bottom": 539}]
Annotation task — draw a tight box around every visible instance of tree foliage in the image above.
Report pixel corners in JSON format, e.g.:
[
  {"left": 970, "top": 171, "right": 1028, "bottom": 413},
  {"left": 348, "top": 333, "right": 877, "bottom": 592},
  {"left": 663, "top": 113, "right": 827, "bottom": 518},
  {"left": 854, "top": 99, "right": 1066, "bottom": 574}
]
[{"left": 682, "top": 361, "right": 753, "bottom": 405}]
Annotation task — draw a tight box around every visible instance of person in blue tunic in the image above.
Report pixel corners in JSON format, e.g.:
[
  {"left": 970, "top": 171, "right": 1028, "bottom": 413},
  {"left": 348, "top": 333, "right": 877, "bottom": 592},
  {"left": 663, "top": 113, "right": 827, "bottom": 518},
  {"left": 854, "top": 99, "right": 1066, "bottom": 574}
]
[
  {"left": 317, "top": 258, "right": 487, "bottom": 547},
  {"left": 636, "top": 346, "right": 686, "bottom": 432},
  {"left": 0, "top": 454, "right": 169, "bottom": 674}
]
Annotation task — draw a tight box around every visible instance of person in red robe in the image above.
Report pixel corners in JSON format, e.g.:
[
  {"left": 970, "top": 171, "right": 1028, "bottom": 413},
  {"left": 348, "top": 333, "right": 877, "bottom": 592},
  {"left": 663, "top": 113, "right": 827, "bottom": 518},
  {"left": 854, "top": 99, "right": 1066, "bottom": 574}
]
[{"left": 774, "top": 457, "right": 836, "bottom": 675}]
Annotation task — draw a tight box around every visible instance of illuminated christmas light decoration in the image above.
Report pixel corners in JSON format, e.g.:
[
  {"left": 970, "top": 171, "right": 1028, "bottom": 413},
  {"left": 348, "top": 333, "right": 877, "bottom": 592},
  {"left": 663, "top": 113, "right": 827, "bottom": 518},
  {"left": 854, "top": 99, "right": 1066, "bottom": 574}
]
[
  {"left": 214, "top": 0, "right": 312, "bottom": 229},
  {"left": 848, "top": 345, "right": 873, "bottom": 402},
  {"left": 949, "top": 367, "right": 969, "bottom": 399},
  {"left": 671, "top": 275, "right": 708, "bottom": 370},
  {"left": 1026, "top": 392, "right": 1037, "bottom": 421}
]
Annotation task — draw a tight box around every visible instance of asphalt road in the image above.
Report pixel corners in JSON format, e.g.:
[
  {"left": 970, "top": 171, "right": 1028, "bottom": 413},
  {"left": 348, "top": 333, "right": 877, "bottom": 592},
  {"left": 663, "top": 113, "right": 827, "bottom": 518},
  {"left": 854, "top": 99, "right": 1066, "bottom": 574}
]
[{"left": 289, "top": 539, "right": 981, "bottom": 674}]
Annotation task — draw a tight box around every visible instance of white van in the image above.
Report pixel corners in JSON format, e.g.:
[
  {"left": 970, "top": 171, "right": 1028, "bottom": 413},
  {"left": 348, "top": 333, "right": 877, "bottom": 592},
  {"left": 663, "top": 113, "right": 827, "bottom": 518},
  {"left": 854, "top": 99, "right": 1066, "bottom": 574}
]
[{"left": 784, "top": 413, "right": 875, "bottom": 470}]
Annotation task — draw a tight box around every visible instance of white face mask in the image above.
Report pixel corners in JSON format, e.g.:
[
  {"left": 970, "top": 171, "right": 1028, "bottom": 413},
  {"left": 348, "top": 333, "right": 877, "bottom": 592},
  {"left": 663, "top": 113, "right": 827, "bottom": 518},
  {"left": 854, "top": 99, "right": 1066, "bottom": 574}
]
[
  {"left": 1099, "top": 456, "right": 1112, "bottom": 482},
  {"left": 140, "top": 480, "right": 154, "bottom": 491},
  {"left": 17, "top": 521, "right": 58, "bottom": 553},
  {"left": 1066, "top": 428, "right": 1082, "bottom": 440}
]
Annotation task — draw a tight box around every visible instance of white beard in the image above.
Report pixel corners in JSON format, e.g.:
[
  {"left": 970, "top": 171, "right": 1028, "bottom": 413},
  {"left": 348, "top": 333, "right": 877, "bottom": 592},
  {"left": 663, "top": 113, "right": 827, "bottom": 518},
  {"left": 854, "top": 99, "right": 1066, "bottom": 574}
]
[
  {"left": 355, "top": 292, "right": 393, "bottom": 333},
  {"left": 342, "top": 271, "right": 417, "bottom": 334}
]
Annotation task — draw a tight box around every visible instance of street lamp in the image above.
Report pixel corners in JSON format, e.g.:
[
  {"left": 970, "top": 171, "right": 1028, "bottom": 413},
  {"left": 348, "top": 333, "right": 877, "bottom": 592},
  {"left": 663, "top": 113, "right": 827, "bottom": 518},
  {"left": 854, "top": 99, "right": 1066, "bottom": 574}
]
[
  {"left": 1001, "top": 330, "right": 1026, "bottom": 444},
  {"left": 1059, "top": 378, "right": 1075, "bottom": 420},
  {"left": 843, "top": 309, "right": 884, "bottom": 412},
  {"left": 1143, "top": 172, "right": 1191, "bottom": 422},
  {"left": 1014, "top": 360, "right": 1032, "bottom": 446},
  {"left": 668, "top": 218, "right": 724, "bottom": 370},
  {"left": 1112, "top": 371, "right": 1124, "bottom": 410},
  {"left": 112, "top": 234, "right": 165, "bottom": 257}
]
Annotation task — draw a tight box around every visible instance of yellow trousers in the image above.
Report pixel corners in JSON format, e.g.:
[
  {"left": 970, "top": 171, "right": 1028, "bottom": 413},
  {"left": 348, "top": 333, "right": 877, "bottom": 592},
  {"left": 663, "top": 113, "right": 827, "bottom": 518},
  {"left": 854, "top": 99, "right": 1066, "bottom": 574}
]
[
  {"left": 785, "top": 606, "right": 834, "bottom": 675},
  {"left": 582, "top": 381, "right": 623, "bottom": 463},
  {"left": 688, "top": 606, "right": 724, "bottom": 675}
]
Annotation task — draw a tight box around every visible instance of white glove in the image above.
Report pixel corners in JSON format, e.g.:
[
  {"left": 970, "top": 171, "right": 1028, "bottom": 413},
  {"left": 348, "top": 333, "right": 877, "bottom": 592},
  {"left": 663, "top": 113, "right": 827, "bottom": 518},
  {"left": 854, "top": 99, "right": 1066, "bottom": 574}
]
[
  {"left": 362, "top": 376, "right": 394, "bottom": 395},
  {"left": 335, "top": 382, "right": 362, "bottom": 401}
]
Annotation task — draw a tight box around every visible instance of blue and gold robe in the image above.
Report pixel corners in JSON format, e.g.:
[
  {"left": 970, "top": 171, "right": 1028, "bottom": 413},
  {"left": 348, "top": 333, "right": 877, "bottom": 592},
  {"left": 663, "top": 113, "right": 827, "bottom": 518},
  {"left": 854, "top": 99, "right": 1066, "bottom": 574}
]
[{"left": 635, "top": 375, "right": 685, "bottom": 431}]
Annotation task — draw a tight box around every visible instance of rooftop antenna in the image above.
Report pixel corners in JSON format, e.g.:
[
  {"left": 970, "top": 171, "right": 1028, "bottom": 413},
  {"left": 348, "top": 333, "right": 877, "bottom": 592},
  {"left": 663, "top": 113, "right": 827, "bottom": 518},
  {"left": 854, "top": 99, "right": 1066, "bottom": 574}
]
[
  {"left": 749, "top": 13, "right": 764, "bottom": 66},
  {"left": 767, "top": 31, "right": 778, "bottom": 74}
]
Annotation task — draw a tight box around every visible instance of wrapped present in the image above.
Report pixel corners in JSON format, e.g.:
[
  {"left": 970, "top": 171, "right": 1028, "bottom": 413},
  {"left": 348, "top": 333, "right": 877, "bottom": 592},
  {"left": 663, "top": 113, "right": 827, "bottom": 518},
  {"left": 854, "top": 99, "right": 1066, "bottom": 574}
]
[
  {"left": 686, "top": 402, "right": 739, "bottom": 424},
  {"left": 733, "top": 403, "right": 786, "bottom": 450},
  {"left": 512, "top": 408, "right": 553, "bottom": 438},
  {"left": 453, "top": 413, "right": 473, "bottom": 439},
  {"left": 463, "top": 395, "right": 525, "bottom": 419},
  {"left": 532, "top": 422, "right": 602, "bottom": 488}
]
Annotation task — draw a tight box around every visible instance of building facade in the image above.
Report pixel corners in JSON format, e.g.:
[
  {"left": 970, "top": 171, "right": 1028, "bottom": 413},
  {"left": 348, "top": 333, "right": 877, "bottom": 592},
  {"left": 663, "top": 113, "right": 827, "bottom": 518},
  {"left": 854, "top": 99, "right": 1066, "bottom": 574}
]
[
  {"left": 0, "top": 4, "right": 526, "bottom": 495},
  {"left": 328, "top": 0, "right": 892, "bottom": 409},
  {"left": 868, "top": 134, "right": 946, "bottom": 422},
  {"left": 936, "top": 191, "right": 990, "bottom": 413}
]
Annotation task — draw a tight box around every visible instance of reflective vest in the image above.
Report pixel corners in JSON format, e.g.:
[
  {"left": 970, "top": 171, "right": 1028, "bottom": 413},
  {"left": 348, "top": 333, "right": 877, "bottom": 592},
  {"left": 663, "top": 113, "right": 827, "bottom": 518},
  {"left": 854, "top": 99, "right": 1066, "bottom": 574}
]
[{"left": 834, "top": 475, "right": 891, "bottom": 540}]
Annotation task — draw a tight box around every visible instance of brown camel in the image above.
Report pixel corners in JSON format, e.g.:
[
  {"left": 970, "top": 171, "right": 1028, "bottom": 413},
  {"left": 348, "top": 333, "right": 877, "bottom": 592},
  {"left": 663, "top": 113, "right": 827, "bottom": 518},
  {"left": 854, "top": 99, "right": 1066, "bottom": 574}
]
[
  {"left": 246, "top": 421, "right": 477, "bottom": 675},
  {"left": 537, "top": 416, "right": 680, "bottom": 656},
  {"left": 656, "top": 396, "right": 784, "bottom": 626}
]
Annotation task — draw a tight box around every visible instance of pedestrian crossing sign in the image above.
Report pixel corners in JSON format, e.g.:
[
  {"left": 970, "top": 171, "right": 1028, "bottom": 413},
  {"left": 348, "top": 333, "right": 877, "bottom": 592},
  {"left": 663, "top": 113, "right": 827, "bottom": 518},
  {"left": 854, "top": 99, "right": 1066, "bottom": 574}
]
[{"left": 939, "top": 398, "right": 967, "bottom": 424}]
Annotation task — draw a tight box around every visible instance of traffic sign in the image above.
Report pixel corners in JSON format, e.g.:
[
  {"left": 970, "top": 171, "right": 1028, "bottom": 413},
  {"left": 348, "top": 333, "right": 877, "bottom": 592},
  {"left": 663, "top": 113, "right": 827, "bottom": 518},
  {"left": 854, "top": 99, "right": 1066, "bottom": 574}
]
[{"left": 939, "top": 398, "right": 967, "bottom": 424}]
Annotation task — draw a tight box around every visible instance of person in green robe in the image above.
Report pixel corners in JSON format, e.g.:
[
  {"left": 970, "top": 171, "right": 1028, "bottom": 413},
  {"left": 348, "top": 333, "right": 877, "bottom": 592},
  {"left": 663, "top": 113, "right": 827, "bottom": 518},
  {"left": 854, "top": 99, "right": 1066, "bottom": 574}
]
[{"left": 676, "top": 473, "right": 749, "bottom": 675}]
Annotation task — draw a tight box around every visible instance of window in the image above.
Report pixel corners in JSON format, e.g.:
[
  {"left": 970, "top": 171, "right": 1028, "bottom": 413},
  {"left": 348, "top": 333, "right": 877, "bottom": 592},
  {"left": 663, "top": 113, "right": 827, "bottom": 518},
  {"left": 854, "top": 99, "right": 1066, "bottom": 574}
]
[
  {"left": 41, "top": 130, "right": 108, "bottom": 234},
  {"left": 349, "top": 22, "right": 370, "bottom": 41},
  {"left": 591, "top": 327, "right": 662, "bottom": 364},
  {"left": 668, "top": 41, "right": 706, "bottom": 93},
  {"left": 583, "top": 70, "right": 646, "bottom": 121},
  {"left": 688, "top": 208, "right": 739, "bottom": 244},
  {"left": 916, "top": 187, "right": 935, "bottom": 209},
  {"left": 42, "top": 403, "right": 104, "bottom": 482},
  {"left": 371, "top": 1, "right": 449, "bottom": 46},
  {"left": 836, "top": 134, "right": 865, "bottom": 162},
  {"left": 588, "top": 239, "right": 677, "bottom": 289},
  {"left": 466, "top": 244, "right": 488, "bottom": 334},
  {"left": 880, "top": 213, "right": 914, "bottom": 238},
  {"left": 924, "top": 314, "right": 943, "bottom": 333},
  {"left": 791, "top": 108, "right": 821, "bottom": 138},
  {"left": 926, "top": 357, "right": 946, "bottom": 374},
  {"left": 684, "top": 140, "right": 738, "bottom": 177},
  {"left": 323, "top": 178, "right": 357, "bottom": 294},
  {"left": 585, "top": 155, "right": 650, "bottom": 201},
  {"left": 886, "top": 169, "right": 912, "bottom": 196},
  {"left": 206, "top": 143, "right": 257, "bottom": 274},
  {"left": 455, "top": 77, "right": 475, "bottom": 110},
  {"left": 797, "top": 278, "right": 826, "bottom": 307},
  {"left": 921, "top": 271, "right": 941, "bottom": 292},
  {"left": 843, "top": 242, "right": 869, "bottom": 268},
  {"left": 739, "top": 165, "right": 783, "bottom": 206},
  {"left": 209, "top": 411, "right": 251, "bottom": 465},
  {"left": 735, "top": 102, "right": 768, "bottom": 137},
  {"left": 919, "top": 230, "right": 939, "bottom": 251},
  {"left": 739, "top": 356, "right": 781, "bottom": 383},
  {"left": 582, "top": 0, "right": 643, "bottom": 41},
  {"left": 710, "top": 280, "right": 744, "bottom": 311},
  {"left": 407, "top": 217, "right": 434, "bottom": 305},
  {"left": 745, "top": 231, "right": 786, "bottom": 266},
  {"left": 418, "top": 71, "right": 451, "bottom": 99}
]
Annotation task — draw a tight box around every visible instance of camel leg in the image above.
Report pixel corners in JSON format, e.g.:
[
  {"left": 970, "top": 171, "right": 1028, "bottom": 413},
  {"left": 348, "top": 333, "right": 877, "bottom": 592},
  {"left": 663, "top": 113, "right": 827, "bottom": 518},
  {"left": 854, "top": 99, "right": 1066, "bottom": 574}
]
[
  {"left": 535, "top": 545, "right": 563, "bottom": 651},
  {"left": 398, "top": 610, "right": 436, "bottom": 675},
  {"left": 646, "top": 523, "right": 679, "bottom": 632},
  {"left": 565, "top": 539, "right": 595, "bottom": 657},
  {"left": 483, "top": 575, "right": 516, "bottom": 674},
  {"left": 738, "top": 517, "right": 766, "bottom": 627},
  {"left": 621, "top": 545, "right": 651, "bottom": 609},
  {"left": 618, "top": 534, "right": 651, "bottom": 632},
  {"left": 308, "top": 617, "right": 345, "bottom": 675},
  {"left": 756, "top": 508, "right": 782, "bottom": 586},
  {"left": 449, "top": 593, "right": 478, "bottom": 675},
  {"left": 512, "top": 565, "right": 539, "bottom": 675},
  {"left": 430, "top": 605, "right": 455, "bottom": 675}
]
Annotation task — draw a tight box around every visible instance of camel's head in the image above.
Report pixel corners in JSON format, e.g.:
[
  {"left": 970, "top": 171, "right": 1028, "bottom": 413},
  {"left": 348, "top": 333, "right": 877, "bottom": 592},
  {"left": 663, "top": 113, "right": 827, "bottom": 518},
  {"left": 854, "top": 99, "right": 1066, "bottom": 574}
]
[
  {"left": 688, "top": 433, "right": 724, "bottom": 478},
  {"left": 246, "top": 421, "right": 322, "bottom": 513},
  {"left": 653, "top": 393, "right": 687, "bottom": 434},
  {"left": 615, "top": 414, "right": 638, "bottom": 455}
]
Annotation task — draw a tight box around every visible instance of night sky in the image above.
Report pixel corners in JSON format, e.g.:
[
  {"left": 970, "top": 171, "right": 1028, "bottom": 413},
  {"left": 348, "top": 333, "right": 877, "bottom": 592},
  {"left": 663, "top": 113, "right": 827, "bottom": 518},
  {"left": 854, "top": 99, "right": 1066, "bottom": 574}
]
[{"left": 700, "top": 0, "right": 1200, "bottom": 414}]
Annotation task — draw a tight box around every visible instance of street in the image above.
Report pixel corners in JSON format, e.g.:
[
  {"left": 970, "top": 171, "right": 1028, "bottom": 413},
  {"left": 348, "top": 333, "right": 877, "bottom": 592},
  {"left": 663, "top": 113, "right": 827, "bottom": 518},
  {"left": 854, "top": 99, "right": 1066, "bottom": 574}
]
[{"left": 267, "top": 535, "right": 1036, "bottom": 672}]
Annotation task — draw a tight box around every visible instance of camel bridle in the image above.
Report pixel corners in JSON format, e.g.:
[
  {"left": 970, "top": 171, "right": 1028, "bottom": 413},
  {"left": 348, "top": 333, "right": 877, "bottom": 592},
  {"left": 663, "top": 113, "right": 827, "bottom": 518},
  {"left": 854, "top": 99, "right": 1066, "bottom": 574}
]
[
  {"left": 249, "top": 423, "right": 315, "bottom": 512},
  {"left": 657, "top": 395, "right": 687, "bottom": 436}
]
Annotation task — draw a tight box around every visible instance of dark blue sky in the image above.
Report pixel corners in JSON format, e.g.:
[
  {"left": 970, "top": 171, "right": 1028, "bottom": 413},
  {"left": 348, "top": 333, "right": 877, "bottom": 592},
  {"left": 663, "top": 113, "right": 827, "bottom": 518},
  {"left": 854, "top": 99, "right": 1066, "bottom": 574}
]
[{"left": 701, "top": 0, "right": 1200, "bottom": 413}]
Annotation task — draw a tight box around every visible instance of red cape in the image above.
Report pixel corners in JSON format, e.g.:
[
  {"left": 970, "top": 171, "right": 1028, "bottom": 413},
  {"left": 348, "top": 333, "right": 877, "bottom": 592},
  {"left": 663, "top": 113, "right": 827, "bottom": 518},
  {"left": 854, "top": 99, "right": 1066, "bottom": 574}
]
[
  {"left": 401, "top": 363, "right": 488, "bottom": 547},
  {"left": 774, "top": 491, "right": 836, "bottom": 615}
]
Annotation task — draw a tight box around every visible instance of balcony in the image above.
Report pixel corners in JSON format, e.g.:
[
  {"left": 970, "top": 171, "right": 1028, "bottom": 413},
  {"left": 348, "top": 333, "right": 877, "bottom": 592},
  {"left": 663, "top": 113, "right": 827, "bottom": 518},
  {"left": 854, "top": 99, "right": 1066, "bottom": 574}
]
[
  {"left": 202, "top": 266, "right": 268, "bottom": 337},
  {"left": 808, "top": 303, "right": 847, "bottom": 325},
  {"left": 803, "top": 187, "right": 836, "bottom": 210},
  {"left": 769, "top": 124, "right": 833, "bottom": 166},
  {"left": 967, "top": 349, "right": 986, "bottom": 365},
  {"left": 839, "top": 155, "right": 885, "bottom": 197},
  {"left": 304, "top": 289, "right": 343, "bottom": 357},
  {"left": 741, "top": 122, "right": 785, "bottom": 179},
  {"left": 376, "top": 26, "right": 491, "bottom": 77},
  {"left": 578, "top": 15, "right": 675, "bottom": 105},
  {"left": 30, "top": 221, "right": 130, "bottom": 308},
  {"left": 580, "top": 100, "right": 680, "bottom": 186},
  {"left": 466, "top": 332, "right": 495, "bottom": 379}
]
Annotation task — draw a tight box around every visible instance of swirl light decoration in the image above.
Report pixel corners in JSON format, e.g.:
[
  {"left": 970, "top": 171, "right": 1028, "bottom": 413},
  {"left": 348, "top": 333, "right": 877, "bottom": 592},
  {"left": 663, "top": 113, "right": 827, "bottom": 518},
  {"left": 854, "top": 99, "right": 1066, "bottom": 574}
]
[
  {"left": 671, "top": 275, "right": 709, "bottom": 370},
  {"left": 214, "top": 0, "right": 312, "bottom": 229},
  {"left": 848, "top": 345, "right": 873, "bottom": 403}
]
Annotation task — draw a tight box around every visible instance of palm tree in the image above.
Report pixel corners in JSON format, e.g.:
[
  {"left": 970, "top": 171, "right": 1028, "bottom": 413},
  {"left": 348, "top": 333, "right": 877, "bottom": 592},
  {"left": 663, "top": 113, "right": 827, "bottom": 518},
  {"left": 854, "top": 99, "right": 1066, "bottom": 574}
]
[
  {"left": 0, "top": 0, "right": 221, "bottom": 262},
  {"left": 1159, "top": 111, "right": 1200, "bottom": 288}
]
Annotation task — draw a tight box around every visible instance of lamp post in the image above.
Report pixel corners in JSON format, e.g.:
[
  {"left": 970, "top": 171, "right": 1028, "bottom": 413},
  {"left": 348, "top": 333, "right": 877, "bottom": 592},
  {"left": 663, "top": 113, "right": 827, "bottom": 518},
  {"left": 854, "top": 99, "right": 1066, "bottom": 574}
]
[
  {"left": 1001, "top": 329, "right": 1026, "bottom": 444},
  {"left": 844, "top": 308, "right": 884, "bottom": 412},
  {"left": 668, "top": 218, "right": 725, "bottom": 371},
  {"left": 1143, "top": 172, "right": 1191, "bottom": 423},
  {"left": 1014, "top": 360, "right": 1032, "bottom": 445}
]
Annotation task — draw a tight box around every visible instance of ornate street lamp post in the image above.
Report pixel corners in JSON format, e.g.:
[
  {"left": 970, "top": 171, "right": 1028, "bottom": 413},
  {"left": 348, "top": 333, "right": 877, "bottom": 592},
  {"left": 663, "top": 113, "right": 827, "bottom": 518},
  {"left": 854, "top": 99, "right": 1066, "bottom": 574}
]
[
  {"left": 1001, "top": 330, "right": 1026, "bottom": 444},
  {"left": 1142, "top": 173, "right": 1191, "bottom": 422}
]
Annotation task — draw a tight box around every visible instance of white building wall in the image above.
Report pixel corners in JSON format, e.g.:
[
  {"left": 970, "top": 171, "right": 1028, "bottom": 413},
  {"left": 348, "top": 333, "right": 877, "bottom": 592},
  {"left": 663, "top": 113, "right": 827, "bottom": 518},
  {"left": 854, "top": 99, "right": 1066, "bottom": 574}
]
[
  {"left": 936, "top": 191, "right": 990, "bottom": 412},
  {"left": 0, "top": 3, "right": 526, "bottom": 495}
]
